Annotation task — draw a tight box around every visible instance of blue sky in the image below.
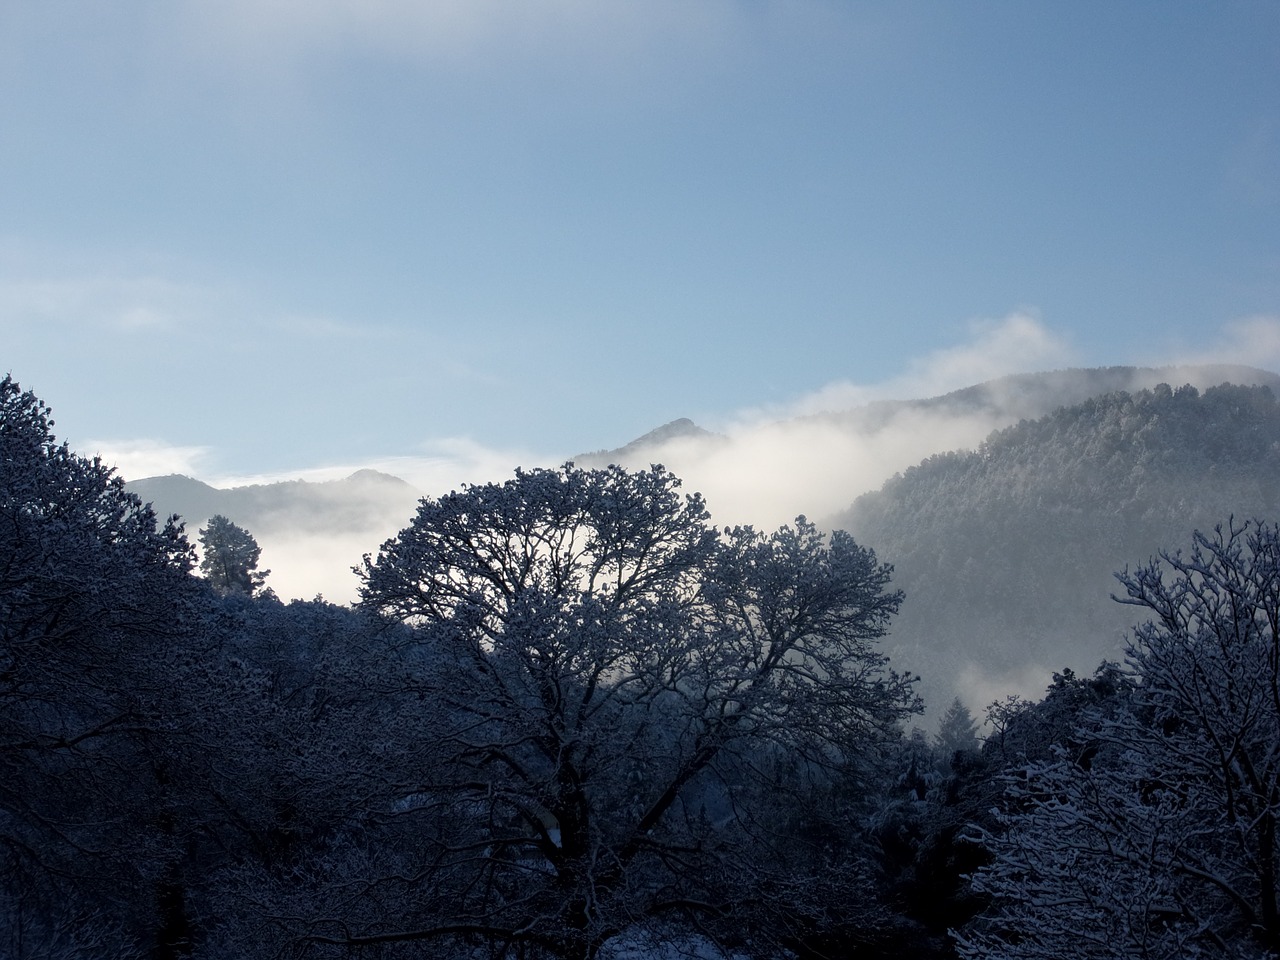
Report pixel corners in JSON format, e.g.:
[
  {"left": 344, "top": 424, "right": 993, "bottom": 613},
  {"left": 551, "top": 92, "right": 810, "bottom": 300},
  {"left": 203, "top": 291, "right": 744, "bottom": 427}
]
[{"left": 1, "top": 1, "right": 1277, "bottom": 489}]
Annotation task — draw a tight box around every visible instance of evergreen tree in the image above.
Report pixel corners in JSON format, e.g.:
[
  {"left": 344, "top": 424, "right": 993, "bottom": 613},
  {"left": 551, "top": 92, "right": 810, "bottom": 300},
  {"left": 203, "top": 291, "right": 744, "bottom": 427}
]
[
  {"left": 935, "top": 697, "right": 980, "bottom": 759},
  {"left": 198, "top": 515, "right": 268, "bottom": 595}
]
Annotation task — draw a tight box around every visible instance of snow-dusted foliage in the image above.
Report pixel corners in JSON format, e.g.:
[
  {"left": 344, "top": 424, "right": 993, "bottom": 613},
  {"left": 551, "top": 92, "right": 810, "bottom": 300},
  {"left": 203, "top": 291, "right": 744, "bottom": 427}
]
[
  {"left": 958, "top": 521, "right": 1280, "bottom": 959},
  {"left": 0, "top": 375, "right": 199, "bottom": 956},
  {"left": 197, "top": 514, "right": 269, "bottom": 595},
  {"left": 320, "top": 463, "right": 920, "bottom": 959}
]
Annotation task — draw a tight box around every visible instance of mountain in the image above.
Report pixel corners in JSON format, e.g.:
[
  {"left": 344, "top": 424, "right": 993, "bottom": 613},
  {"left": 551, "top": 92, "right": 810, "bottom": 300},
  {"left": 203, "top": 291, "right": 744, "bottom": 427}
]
[
  {"left": 573, "top": 417, "right": 725, "bottom": 469},
  {"left": 814, "top": 363, "right": 1280, "bottom": 429},
  {"left": 126, "top": 470, "right": 423, "bottom": 602},
  {"left": 833, "top": 379, "right": 1280, "bottom": 718},
  {"left": 123, "top": 364, "right": 1280, "bottom": 631},
  {"left": 567, "top": 365, "right": 1280, "bottom": 532},
  {"left": 127, "top": 469, "right": 421, "bottom": 537}
]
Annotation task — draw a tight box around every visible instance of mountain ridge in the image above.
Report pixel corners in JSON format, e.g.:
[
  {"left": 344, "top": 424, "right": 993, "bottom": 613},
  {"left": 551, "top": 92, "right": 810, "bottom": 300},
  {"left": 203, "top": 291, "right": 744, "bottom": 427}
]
[{"left": 835, "top": 378, "right": 1280, "bottom": 715}]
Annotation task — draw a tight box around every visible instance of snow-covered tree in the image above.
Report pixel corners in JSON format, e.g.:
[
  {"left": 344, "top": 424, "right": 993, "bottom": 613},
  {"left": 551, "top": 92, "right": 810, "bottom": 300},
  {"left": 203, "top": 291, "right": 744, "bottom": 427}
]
[
  {"left": 302, "top": 463, "right": 921, "bottom": 959},
  {"left": 936, "top": 697, "right": 980, "bottom": 760},
  {"left": 0, "top": 375, "right": 200, "bottom": 957},
  {"left": 198, "top": 514, "right": 268, "bottom": 595},
  {"left": 958, "top": 520, "right": 1280, "bottom": 959}
]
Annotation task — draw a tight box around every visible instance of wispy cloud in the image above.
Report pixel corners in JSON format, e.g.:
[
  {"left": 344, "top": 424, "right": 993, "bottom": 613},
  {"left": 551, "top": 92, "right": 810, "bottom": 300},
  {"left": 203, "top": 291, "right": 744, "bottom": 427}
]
[
  {"left": 87, "top": 311, "right": 1280, "bottom": 604},
  {"left": 590, "top": 312, "right": 1280, "bottom": 533},
  {"left": 85, "top": 438, "right": 213, "bottom": 481},
  {"left": 1165, "top": 314, "right": 1280, "bottom": 370},
  {"left": 758, "top": 312, "right": 1075, "bottom": 420},
  {"left": 0, "top": 273, "right": 211, "bottom": 334},
  {"left": 212, "top": 436, "right": 553, "bottom": 494}
]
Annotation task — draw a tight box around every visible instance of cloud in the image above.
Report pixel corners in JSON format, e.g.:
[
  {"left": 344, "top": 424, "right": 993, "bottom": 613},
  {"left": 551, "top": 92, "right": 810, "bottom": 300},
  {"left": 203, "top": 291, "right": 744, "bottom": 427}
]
[
  {"left": 198, "top": 436, "right": 555, "bottom": 604},
  {"left": 955, "top": 661, "right": 1055, "bottom": 721},
  {"left": 238, "top": 311, "right": 1077, "bottom": 600},
  {"left": 641, "top": 405, "right": 1018, "bottom": 533},
  {"left": 211, "top": 436, "right": 553, "bottom": 494},
  {"left": 0, "top": 270, "right": 217, "bottom": 335},
  {"left": 1169, "top": 314, "right": 1280, "bottom": 370},
  {"left": 116, "top": 311, "right": 1280, "bottom": 604},
  {"left": 770, "top": 312, "right": 1076, "bottom": 419},
  {"left": 606, "top": 313, "right": 1081, "bottom": 531},
  {"left": 589, "top": 312, "right": 1278, "bottom": 534},
  {"left": 85, "top": 438, "right": 213, "bottom": 481}
]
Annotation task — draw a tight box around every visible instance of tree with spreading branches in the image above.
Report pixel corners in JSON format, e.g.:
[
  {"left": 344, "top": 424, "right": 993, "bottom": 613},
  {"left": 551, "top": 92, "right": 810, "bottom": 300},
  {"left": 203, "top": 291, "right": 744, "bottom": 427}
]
[{"left": 294, "top": 462, "right": 921, "bottom": 959}]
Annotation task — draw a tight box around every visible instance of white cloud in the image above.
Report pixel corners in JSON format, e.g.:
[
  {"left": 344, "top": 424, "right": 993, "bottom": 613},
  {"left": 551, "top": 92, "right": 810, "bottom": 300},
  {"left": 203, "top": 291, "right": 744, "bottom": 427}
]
[
  {"left": 956, "top": 661, "right": 1055, "bottom": 723},
  {"left": 770, "top": 311, "right": 1076, "bottom": 419},
  {"left": 1169, "top": 314, "right": 1280, "bottom": 370},
  {"left": 212, "top": 436, "right": 551, "bottom": 495},
  {"left": 84, "top": 438, "right": 213, "bottom": 481},
  {"left": 607, "top": 312, "right": 1079, "bottom": 531},
  {"left": 204, "top": 436, "right": 555, "bottom": 604},
  {"left": 92, "top": 312, "right": 1280, "bottom": 602},
  {"left": 0, "top": 271, "right": 217, "bottom": 334}
]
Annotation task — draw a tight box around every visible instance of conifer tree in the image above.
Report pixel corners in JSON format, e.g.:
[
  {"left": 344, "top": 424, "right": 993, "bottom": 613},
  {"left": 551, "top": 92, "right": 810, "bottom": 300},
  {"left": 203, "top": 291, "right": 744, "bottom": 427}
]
[
  {"left": 198, "top": 515, "right": 268, "bottom": 595},
  {"left": 935, "top": 697, "right": 980, "bottom": 758}
]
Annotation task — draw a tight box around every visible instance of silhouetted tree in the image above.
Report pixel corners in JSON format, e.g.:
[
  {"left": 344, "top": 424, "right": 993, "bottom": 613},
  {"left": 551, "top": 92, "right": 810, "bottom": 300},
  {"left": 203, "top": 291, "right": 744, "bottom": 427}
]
[
  {"left": 198, "top": 514, "right": 268, "bottom": 595},
  {"left": 935, "top": 698, "right": 980, "bottom": 761},
  {"left": 0, "top": 375, "right": 201, "bottom": 958},
  {"left": 298, "top": 463, "right": 921, "bottom": 959}
]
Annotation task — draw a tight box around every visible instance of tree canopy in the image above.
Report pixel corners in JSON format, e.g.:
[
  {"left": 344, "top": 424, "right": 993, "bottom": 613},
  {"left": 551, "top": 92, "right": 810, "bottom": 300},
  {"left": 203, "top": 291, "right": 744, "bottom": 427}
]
[{"left": 350, "top": 462, "right": 919, "bottom": 958}]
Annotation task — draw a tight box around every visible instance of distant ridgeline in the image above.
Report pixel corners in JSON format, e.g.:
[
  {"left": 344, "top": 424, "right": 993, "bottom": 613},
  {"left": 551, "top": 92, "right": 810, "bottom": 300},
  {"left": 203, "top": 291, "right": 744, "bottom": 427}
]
[
  {"left": 125, "top": 469, "right": 421, "bottom": 538},
  {"left": 835, "top": 381, "right": 1280, "bottom": 713}
]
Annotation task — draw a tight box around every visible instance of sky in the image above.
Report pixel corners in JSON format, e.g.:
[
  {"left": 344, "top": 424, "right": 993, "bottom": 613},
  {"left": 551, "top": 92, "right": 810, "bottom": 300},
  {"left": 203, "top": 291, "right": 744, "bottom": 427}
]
[{"left": 2, "top": 1, "right": 1278, "bottom": 492}]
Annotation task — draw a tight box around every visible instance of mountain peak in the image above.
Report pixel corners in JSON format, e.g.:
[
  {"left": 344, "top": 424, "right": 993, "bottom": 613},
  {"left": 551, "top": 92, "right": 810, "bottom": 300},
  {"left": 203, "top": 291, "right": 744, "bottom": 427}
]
[{"left": 574, "top": 418, "right": 723, "bottom": 468}]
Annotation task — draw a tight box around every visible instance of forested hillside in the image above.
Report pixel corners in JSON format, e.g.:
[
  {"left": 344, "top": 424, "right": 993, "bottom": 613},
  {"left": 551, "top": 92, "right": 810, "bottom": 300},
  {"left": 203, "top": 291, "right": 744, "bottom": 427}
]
[{"left": 837, "top": 381, "right": 1280, "bottom": 712}]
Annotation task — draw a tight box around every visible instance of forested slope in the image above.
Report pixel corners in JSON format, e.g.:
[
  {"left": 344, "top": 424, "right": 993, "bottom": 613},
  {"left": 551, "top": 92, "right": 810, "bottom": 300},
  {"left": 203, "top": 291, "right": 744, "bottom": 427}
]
[{"left": 835, "top": 382, "right": 1280, "bottom": 712}]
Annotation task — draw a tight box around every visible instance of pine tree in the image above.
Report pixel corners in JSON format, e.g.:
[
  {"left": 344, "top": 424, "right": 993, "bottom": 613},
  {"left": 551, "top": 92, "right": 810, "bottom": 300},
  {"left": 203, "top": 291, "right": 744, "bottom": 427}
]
[
  {"left": 198, "top": 515, "right": 268, "bottom": 595},
  {"left": 935, "top": 697, "right": 980, "bottom": 759}
]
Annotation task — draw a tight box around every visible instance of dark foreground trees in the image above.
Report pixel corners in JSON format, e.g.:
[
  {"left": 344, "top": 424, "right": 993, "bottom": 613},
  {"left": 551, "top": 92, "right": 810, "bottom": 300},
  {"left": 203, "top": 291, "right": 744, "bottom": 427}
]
[
  {"left": 0, "top": 376, "right": 926, "bottom": 960},
  {"left": 0, "top": 375, "right": 199, "bottom": 957},
  {"left": 335, "top": 463, "right": 920, "bottom": 959},
  {"left": 959, "top": 520, "right": 1280, "bottom": 959}
]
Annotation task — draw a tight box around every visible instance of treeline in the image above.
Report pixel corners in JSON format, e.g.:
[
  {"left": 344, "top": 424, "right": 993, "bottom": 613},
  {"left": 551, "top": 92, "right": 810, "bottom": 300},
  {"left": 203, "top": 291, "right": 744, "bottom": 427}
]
[{"left": 4, "top": 374, "right": 1280, "bottom": 959}]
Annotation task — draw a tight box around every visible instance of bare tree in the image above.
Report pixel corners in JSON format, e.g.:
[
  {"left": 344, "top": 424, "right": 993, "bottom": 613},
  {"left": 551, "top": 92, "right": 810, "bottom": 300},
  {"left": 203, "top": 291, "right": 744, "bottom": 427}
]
[{"left": 958, "top": 520, "right": 1280, "bottom": 959}]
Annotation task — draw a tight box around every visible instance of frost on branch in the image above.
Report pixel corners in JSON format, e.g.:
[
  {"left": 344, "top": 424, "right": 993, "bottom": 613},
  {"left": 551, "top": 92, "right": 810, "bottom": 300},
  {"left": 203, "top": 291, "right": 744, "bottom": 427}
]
[{"left": 958, "top": 520, "right": 1280, "bottom": 960}]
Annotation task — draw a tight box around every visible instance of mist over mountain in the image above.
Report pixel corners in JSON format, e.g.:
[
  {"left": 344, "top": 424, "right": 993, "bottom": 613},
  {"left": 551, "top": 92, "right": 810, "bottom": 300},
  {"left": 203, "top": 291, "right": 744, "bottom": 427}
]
[
  {"left": 125, "top": 363, "right": 1280, "bottom": 683},
  {"left": 575, "top": 417, "right": 726, "bottom": 467},
  {"left": 127, "top": 469, "right": 420, "bottom": 536},
  {"left": 126, "top": 470, "right": 421, "bottom": 600},
  {"left": 834, "top": 379, "right": 1280, "bottom": 717},
  {"left": 575, "top": 364, "right": 1280, "bottom": 531}
]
